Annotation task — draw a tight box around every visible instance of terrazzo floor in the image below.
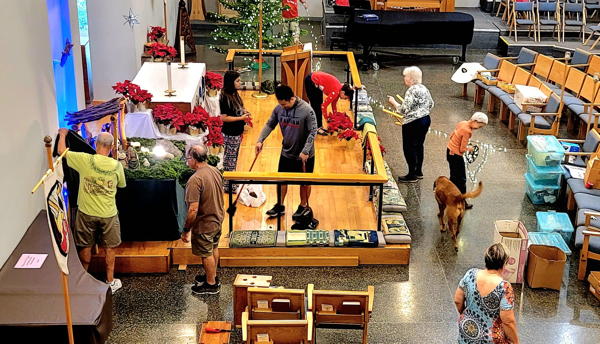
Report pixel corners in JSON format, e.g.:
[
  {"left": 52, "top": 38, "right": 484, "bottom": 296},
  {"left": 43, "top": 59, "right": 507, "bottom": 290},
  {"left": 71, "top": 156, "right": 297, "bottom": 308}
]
[{"left": 105, "top": 32, "right": 600, "bottom": 343}]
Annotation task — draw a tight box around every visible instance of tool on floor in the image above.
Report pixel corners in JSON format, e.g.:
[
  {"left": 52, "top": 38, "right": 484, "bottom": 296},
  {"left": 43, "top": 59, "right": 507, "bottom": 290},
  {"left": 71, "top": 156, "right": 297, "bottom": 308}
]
[
  {"left": 226, "top": 152, "right": 261, "bottom": 216},
  {"left": 204, "top": 327, "right": 234, "bottom": 333}
]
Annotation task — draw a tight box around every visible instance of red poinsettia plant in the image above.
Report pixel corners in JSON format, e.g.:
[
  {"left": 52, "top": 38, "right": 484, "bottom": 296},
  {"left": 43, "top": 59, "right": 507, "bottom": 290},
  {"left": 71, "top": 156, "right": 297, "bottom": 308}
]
[
  {"left": 204, "top": 116, "right": 224, "bottom": 147},
  {"left": 366, "top": 135, "right": 387, "bottom": 157},
  {"left": 338, "top": 128, "right": 360, "bottom": 141},
  {"left": 205, "top": 72, "right": 224, "bottom": 90},
  {"left": 112, "top": 80, "right": 153, "bottom": 104},
  {"left": 147, "top": 26, "right": 166, "bottom": 42},
  {"left": 153, "top": 103, "right": 182, "bottom": 126},
  {"left": 244, "top": 115, "right": 253, "bottom": 128},
  {"left": 148, "top": 42, "right": 178, "bottom": 60},
  {"left": 326, "top": 111, "right": 354, "bottom": 134},
  {"left": 182, "top": 105, "right": 211, "bottom": 130}
]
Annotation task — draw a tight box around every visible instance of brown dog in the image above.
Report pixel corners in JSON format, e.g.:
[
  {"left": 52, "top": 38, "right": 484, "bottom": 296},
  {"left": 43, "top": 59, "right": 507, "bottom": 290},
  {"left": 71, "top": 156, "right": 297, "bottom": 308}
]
[{"left": 433, "top": 176, "right": 483, "bottom": 251}]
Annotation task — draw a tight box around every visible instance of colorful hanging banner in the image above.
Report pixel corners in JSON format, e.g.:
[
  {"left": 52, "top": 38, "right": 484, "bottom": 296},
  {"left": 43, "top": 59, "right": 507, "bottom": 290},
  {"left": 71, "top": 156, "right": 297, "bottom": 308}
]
[{"left": 43, "top": 160, "right": 70, "bottom": 275}]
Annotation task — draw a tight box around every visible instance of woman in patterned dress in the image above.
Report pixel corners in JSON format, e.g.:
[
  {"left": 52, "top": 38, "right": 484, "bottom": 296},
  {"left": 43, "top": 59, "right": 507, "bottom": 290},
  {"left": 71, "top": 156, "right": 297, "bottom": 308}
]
[
  {"left": 220, "top": 71, "right": 251, "bottom": 193},
  {"left": 454, "top": 243, "right": 520, "bottom": 343},
  {"left": 387, "top": 66, "right": 434, "bottom": 183}
]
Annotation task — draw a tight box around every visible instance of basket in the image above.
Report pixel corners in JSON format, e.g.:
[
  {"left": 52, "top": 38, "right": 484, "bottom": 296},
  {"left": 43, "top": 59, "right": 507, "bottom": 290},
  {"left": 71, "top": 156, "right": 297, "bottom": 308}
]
[
  {"left": 477, "top": 73, "right": 498, "bottom": 86},
  {"left": 498, "top": 81, "right": 516, "bottom": 93}
]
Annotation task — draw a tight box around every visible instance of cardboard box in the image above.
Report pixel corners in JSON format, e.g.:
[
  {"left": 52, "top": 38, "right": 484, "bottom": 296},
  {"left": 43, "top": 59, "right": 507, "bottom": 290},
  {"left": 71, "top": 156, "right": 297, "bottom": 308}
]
[
  {"left": 514, "top": 85, "right": 547, "bottom": 113},
  {"left": 584, "top": 156, "right": 600, "bottom": 189},
  {"left": 494, "top": 220, "right": 529, "bottom": 283},
  {"left": 526, "top": 245, "right": 566, "bottom": 290},
  {"left": 589, "top": 271, "right": 600, "bottom": 301}
]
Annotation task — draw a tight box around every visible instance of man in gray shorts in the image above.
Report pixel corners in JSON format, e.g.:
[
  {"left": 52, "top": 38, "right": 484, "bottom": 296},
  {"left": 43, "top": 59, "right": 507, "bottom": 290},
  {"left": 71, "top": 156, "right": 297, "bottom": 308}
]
[
  {"left": 181, "top": 145, "right": 224, "bottom": 295},
  {"left": 57, "top": 129, "right": 126, "bottom": 294}
]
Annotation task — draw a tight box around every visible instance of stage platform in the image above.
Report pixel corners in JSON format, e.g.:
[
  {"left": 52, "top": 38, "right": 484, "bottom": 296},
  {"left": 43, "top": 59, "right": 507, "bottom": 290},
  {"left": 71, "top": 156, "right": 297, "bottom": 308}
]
[{"left": 96, "top": 90, "right": 409, "bottom": 272}]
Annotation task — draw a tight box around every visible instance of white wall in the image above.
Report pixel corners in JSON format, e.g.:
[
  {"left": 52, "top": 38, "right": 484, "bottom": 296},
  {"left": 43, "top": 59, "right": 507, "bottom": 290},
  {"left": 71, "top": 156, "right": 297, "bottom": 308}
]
[
  {"left": 87, "top": 0, "right": 180, "bottom": 100},
  {"left": 0, "top": 1, "right": 61, "bottom": 267}
]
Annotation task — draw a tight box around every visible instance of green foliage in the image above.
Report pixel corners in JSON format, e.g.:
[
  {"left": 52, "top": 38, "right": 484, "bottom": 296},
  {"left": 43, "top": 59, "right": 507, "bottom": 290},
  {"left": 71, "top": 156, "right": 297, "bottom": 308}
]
[
  {"left": 124, "top": 138, "right": 222, "bottom": 185},
  {"left": 207, "top": 0, "right": 299, "bottom": 52}
]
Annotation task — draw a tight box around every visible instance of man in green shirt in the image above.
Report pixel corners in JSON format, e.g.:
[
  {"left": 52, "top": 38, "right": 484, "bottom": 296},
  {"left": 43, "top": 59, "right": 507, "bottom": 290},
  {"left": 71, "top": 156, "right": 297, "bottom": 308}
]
[{"left": 58, "top": 129, "right": 126, "bottom": 293}]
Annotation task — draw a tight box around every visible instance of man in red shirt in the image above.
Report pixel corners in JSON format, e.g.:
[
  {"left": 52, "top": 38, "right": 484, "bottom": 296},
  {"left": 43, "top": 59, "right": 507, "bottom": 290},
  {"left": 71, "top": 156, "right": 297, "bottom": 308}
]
[
  {"left": 304, "top": 71, "right": 354, "bottom": 135},
  {"left": 446, "top": 112, "right": 488, "bottom": 209},
  {"left": 282, "top": 0, "right": 305, "bottom": 43}
]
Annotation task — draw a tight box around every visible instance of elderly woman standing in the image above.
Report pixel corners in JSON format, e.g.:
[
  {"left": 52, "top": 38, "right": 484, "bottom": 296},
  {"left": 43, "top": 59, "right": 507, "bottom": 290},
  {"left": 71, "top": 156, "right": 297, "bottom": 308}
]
[
  {"left": 388, "top": 66, "right": 434, "bottom": 183},
  {"left": 454, "top": 244, "right": 520, "bottom": 344}
]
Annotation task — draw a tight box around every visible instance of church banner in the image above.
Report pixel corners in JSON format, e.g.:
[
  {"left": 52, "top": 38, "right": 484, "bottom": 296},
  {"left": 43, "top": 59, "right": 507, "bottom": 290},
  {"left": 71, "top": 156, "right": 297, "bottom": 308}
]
[{"left": 43, "top": 161, "right": 70, "bottom": 275}]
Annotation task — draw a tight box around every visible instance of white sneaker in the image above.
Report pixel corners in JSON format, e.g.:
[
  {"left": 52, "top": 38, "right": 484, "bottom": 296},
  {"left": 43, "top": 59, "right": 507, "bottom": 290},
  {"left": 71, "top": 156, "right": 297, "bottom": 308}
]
[{"left": 108, "top": 278, "right": 122, "bottom": 294}]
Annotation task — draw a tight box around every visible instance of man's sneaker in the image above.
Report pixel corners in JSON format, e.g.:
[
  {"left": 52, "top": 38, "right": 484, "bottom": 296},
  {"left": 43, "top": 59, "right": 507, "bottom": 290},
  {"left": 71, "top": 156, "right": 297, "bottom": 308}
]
[
  {"left": 266, "top": 204, "right": 285, "bottom": 217},
  {"left": 398, "top": 175, "right": 419, "bottom": 183},
  {"left": 108, "top": 278, "right": 122, "bottom": 294},
  {"left": 194, "top": 274, "right": 221, "bottom": 286},
  {"left": 191, "top": 282, "right": 220, "bottom": 295},
  {"left": 292, "top": 205, "right": 307, "bottom": 222}
]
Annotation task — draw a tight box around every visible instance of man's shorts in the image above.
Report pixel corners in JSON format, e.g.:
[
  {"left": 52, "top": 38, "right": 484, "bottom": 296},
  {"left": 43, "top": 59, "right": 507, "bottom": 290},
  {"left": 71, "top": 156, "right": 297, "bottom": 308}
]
[
  {"left": 75, "top": 210, "right": 122, "bottom": 248},
  {"left": 192, "top": 222, "right": 222, "bottom": 258},
  {"left": 278, "top": 155, "right": 315, "bottom": 173}
]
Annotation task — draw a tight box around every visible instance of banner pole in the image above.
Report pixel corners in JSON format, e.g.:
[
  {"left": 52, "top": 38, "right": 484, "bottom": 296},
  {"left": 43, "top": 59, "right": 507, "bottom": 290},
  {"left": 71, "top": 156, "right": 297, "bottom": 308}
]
[{"left": 43, "top": 136, "right": 75, "bottom": 344}]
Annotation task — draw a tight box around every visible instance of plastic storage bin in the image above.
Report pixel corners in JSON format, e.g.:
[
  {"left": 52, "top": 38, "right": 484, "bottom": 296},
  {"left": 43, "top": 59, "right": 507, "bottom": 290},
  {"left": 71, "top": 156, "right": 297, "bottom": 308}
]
[
  {"left": 536, "top": 211, "right": 575, "bottom": 243},
  {"left": 527, "top": 135, "right": 565, "bottom": 166},
  {"left": 528, "top": 231, "right": 572, "bottom": 255},
  {"left": 526, "top": 155, "right": 563, "bottom": 185},
  {"left": 525, "top": 173, "right": 560, "bottom": 204}
]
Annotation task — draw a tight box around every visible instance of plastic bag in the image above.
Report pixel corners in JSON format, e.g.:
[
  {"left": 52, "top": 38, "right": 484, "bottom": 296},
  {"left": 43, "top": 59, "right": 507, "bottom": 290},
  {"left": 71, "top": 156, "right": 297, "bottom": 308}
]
[{"left": 239, "top": 185, "right": 266, "bottom": 208}]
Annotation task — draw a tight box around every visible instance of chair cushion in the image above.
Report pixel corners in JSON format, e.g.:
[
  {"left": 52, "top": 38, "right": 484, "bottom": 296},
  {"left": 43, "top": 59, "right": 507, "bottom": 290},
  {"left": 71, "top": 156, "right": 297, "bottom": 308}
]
[
  {"left": 473, "top": 80, "right": 493, "bottom": 90},
  {"left": 517, "top": 113, "right": 552, "bottom": 128},
  {"left": 542, "top": 82, "right": 562, "bottom": 92},
  {"left": 488, "top": 87, "right": 508, "bottom": 98},
  {"left": 568, "top": 103, "right": 585, "bottom": 115},
  {"left": 565, "top": 20, "right": 584, "bottom": 26},
  {"left": 583, "top": 130, "right": 600, "bottom": 153},
  {"left": 568, "top": 178, "right": 600, "bottom": 196},
  {"left": 563, "top": 95, "right": 584, "bottom": 106},
  {"left": 500, "top": 94, "right": 515, "bottom": 106},
  {"left": 508, "top": 103, "right": 524, "bottom": 115},
  {"left": 574, "top": 193, "right": 600, "bottom": 211},
  {"left": 483, "top": 53, "right": 501, "bottom": 70},
  {"left": 579, "top": 112, "right": 599, "bottom": 124},
  {"left": 539, "top": 19, "right": 559, "bottom": 25},
  {"left": 589, "top": 25, "right": 600, "bottom": 32},
  {"left": 576, "top": 208, "right": 600, "bottom": 227},
  {"left": 517, "top": 48, "right": 538, "bottom": 66},
  {"left": 516, "top": 19, "right": 535, "bottom": 25},
  {"left": 575, "top": 225, "right": 600, "bottom": 251}
]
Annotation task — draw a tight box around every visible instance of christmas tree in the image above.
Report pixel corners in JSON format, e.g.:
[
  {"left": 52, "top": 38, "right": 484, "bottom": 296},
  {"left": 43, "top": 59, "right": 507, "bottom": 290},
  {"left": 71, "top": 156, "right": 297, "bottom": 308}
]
[{"left": 207, "top": 0, "right": 301, "bottom": 53}]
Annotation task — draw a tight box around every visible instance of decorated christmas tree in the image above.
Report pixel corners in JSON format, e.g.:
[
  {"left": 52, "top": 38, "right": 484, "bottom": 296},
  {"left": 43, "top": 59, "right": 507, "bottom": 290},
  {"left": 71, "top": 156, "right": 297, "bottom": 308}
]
[{"left": 207, "top": 0, "right": 301, "bottom": 53}]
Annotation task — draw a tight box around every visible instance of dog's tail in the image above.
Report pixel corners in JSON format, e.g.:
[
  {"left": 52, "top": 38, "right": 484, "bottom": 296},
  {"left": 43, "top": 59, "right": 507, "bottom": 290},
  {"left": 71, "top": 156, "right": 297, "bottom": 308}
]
[{"left": 461, "top": 181, "right": 483, "bottom": 200}]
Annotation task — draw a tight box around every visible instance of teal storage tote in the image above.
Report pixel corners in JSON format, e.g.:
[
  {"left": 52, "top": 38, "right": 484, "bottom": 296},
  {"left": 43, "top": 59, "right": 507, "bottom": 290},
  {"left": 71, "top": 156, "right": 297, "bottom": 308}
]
[
  {"left": 525, "top": 173, "right": 560, "bottom": 205},
  {"left": 536, "top": 211, "right": 575, "bottom": 243},
  {"left": 527, "top": 135, "right": 565, "bottom": 167},
  {"left": 528, "top": 232, "right": 572, "bottom": 255},
  {"left": 526, "top": 155, "right": 563, "bottom": 185}
]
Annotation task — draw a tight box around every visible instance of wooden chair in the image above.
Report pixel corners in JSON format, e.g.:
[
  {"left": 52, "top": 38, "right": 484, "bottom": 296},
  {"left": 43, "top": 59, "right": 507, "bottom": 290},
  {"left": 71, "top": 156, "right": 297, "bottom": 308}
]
[
  {"left": 532, "top": 54, "right": 555, "bottom": 81},
  {"left": 246, "top": 287, "right": 306, "bottom": 321},
  {"left": 516, "top": 92, "right": 564, "bottom": 141},
  {"left": 563, "top": 1, "right": 588, "bottom": 43},
  {"left": 537, "top": 0, "right": 562, "bottom": 42},
  {"left": 242, "top": 311, "right": 313, "bottom": 344},
  {"left": 511, "top": 1, "right": 538, "bottom": 42},
  {"left": 482, "top": 60, "right": 518, "bottom": 113},
  {"left": 499, "top": 67, "right": 532, "bottom": 121},
  {"left": 586, "top": 54, "right": 600, "bottom": 76},
  {"left": 527, "top": 75, "right": 543, "bottom": 88},
  {"left": 307, "top": 284, "right": 374, "bottom": 344},
  {"left": 546, "top": 60, "right": 569, "bottom": 89},
  {"left": 577, "top": 210, "right": 600, "bottom": 280},
  {"left": 560, "top": 129, "right": 600, "bottom": 210},
  {"left": 560, "top": 66, "right": 587, "bottom": 99}
]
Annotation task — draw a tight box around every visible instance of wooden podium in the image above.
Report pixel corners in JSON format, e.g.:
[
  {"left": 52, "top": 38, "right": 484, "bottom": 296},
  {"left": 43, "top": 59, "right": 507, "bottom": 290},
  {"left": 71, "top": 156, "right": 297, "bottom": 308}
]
[{"left": 280, "top": 45, "right": 312, "bottom": 101}]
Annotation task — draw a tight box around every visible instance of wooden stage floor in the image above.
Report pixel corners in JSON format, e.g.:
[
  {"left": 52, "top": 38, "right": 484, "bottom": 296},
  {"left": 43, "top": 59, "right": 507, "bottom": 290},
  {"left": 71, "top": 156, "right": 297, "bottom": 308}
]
[{"left": 100, "top": 91, "right": 410, "bottom": 271}]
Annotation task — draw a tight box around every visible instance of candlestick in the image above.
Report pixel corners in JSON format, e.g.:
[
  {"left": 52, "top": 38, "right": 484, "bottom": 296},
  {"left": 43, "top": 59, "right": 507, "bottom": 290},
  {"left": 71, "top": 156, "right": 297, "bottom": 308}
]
[
  {"left": 165, "top": 61, "right": 176, "bottom": 96},
  {"left": 178, "top": 36, "right": 187, "bottom": 69}
]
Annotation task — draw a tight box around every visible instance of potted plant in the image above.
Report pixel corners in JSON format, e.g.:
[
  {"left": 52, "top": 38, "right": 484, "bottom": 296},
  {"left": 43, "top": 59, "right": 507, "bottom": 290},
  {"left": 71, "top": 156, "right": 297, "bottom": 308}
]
[
  {"left": 338, "top": 128, "right": 360, "bottom": 148},
  {"left": 182, "top": 106, "right": 210, "bottom": 136},
  {"left": 205, "top": 72, "right": 223, "bottom": 97},
  {"left": 204, "top": 116, "right": 224, "bottom": 154},
  {"left": 112, "top": 80, "right": 153, "bottom": 112},
  {"left": 147, "top": 26, "right": 167, "bottom": 43},
  {"left": 152, "top": 103, "right": 182, "bottom": 134},
  {"left": 147, "top": 42, "right": 178, "bottom": 62}
]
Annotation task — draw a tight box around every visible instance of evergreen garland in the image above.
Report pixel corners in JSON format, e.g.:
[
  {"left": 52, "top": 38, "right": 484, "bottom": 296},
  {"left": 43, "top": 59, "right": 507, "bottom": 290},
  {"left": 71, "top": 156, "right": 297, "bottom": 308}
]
[{"left": 206, "top": 0, "right": 300, "bottom": 53}]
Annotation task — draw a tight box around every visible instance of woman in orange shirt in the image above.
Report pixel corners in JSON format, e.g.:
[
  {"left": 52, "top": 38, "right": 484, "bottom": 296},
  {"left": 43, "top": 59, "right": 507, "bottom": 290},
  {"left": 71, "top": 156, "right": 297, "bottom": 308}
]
[{"left": 446, "top": 112, "right": 488, "bottom": 208}]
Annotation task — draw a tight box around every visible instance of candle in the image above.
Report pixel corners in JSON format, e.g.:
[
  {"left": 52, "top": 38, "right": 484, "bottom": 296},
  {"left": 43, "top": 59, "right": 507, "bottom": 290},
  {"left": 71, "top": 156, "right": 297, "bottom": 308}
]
[
  {"left": 180, "top": 36, "right": 185, "bottom": 65},
  {"left": 166, "top": 61, "right": 172, "bottom": 91}
]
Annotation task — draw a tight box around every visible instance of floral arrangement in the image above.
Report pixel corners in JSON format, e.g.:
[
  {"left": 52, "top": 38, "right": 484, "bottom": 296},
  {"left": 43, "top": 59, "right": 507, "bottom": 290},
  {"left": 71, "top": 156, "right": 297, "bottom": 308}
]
[
  {"left": 112, "top": 80, "right": 153, "bottom": 104},
  {"left": 338, "top": 128, "right": 360, "bottom": 141},
  {"left": 147, "top": 42, "right": 178, "bottom": 60},
  {"left": 153, "top": 104, "right": 182, "bottom": 126},
  {"left": 175, "top": 106, "right": 211, "bottom": 131},
  {"left": 204, "top": 116, "right": 224, "bottom": 147},
  {"left": 244, "top": 115, "right": 253, "bottom": 128},
  {"left": 325, "top": 111, "right": 354, "bottom": 134},
  {"left": 147, "top": 26, "right": 166, "bottom": 42},
  {"left": 205, "top": 72, "right": 224, "bottom": 90}
]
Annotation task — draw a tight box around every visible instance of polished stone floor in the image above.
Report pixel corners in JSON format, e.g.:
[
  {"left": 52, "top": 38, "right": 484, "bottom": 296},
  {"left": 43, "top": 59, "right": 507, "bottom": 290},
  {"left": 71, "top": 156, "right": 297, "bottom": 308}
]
[{"left": 106, "top": 43, "right": 600, "bottom": 343}]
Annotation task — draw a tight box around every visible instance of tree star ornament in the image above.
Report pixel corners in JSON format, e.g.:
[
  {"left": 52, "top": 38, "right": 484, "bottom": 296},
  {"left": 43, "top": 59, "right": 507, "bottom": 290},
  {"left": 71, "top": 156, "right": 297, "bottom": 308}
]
[{"left": 123, "top": 8, "right": 140, "bottom": 29}]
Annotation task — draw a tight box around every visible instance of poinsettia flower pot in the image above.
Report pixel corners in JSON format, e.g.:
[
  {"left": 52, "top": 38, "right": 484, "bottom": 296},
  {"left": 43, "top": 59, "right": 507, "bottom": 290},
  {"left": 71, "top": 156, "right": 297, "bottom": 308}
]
[
  {"left": 207, "top": 88, "right": 219, "bottom": 97},
  {"left": 168, "top": 125, "right": 177, "bottom": 135},
  {"left": 126, "top": 101, "right": 136, "bottom": 113},
  {"left": 209, "top": 146, "right": 222, "bottom": 155},
  {"left": 157, "top": 123, "right": 168, "bottom": 134},
  {"left": 186, "top": 125, "right": 202, "bottom": 136},
  {"left": 136, "top": 101, "right": 148, "bottom": 112}
]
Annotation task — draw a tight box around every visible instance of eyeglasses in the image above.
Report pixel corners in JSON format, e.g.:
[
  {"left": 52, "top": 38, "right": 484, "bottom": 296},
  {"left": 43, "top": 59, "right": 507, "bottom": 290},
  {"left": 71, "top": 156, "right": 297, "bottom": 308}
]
[{"left": 185, "top": 156, "right": 192, "bottom": 160}]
